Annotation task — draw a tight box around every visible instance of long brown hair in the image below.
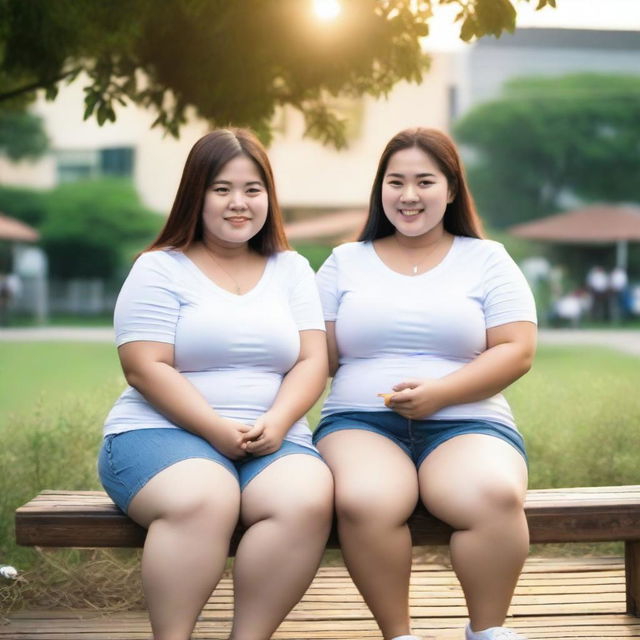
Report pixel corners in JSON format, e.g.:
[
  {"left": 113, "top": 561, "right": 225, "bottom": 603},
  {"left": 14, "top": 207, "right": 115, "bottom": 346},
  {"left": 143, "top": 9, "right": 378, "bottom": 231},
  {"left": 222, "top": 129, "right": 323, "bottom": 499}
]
[
  {"left": 359, "top": 128, "right": 484, "bottom": 241},
  {"left": 147, "top": 128, "right": 290, "bottom": 255}
]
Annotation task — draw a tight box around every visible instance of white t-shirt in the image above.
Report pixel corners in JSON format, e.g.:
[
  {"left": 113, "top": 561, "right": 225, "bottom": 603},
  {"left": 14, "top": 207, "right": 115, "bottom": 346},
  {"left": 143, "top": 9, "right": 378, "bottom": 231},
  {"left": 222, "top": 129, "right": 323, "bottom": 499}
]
[
  {"left": 103, "top": 249, "right": 325, "bottom": 449},
  {"left": 316, "top": 236, "right": 537, "bottom": 429}
]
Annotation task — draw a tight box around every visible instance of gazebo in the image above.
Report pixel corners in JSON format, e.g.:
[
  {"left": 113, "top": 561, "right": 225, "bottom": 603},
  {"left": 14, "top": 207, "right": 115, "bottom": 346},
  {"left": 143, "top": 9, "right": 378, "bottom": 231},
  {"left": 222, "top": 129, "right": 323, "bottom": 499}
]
[
  {"left": 0, "top": 213, "right": 39, "bottom": 243},
  {"left": 508, "top": 205, "right": 640, "bottom": 270}
]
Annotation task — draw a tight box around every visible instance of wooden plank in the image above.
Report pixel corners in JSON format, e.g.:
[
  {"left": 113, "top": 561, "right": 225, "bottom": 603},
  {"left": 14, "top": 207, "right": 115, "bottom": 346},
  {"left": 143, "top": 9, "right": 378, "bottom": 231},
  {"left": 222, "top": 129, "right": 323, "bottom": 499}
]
[
  {"left": 15, "top": 485, "right": 640, "bottom": 549},
  {"left": 627, "top": 540, "right": 640, "bottom": 615},
  {"left": 4, "top": 557, "right": 634, "bottom": 639}
]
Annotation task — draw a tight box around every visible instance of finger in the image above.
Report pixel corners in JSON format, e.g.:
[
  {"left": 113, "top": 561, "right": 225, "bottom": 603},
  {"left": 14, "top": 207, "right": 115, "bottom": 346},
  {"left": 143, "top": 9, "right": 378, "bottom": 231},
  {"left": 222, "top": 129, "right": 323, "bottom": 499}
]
[
  {"left": 390, "top": 389, "right": 413, "bottom": 404},
  {"left": 242, "top": 422, "right": 265, "bottom": 442},
  {"left": 392, "top": 380, "right": 420, "bottom": 392},
  {"left": 245, "top": 444, "right": 267, "bottom": 456}
]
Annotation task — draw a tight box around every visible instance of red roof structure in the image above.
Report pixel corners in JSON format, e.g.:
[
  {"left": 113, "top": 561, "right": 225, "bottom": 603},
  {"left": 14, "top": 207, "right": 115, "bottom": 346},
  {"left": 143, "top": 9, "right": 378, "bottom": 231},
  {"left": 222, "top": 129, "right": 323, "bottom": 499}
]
[
  {"left": 0, "top": 213, "right": 39, "bottom": 242},
  {"left": 509, "top": 205, "right": 640, "bottom": 269},
  {"left": 509, "top": 205, "right": 640, "bottom": 243}
]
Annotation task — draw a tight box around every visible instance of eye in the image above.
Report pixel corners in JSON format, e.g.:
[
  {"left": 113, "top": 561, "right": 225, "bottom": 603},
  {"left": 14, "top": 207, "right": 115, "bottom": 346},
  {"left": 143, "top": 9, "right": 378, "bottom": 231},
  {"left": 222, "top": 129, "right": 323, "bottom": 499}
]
[
  {"left": 419, "top": 180, "right": 435, "bottom": 187},
  {"left": 211, "top": 185, "right": 229, "bottom": 194},
  {"left": 386, "top": 180, "right": 403, "bottom": 187},
  {"left": 246, "top": 186, "right": 264, "bottom": 195}
]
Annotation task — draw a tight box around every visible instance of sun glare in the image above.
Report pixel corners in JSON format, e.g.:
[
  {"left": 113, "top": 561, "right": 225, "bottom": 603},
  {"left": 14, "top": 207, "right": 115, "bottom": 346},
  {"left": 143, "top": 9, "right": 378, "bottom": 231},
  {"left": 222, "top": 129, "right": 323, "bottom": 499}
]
[{"left": 313, "top": 0, "right": 341, "bottom": 21}]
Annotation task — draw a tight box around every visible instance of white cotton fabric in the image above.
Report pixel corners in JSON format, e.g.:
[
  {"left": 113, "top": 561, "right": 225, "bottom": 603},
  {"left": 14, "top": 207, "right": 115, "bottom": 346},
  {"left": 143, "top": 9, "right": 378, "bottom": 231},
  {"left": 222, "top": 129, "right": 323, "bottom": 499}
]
[
  {"left": 316, "top": 236, "right": 537, "bottom": 428},
  {"left": 103, "top": 249, "right": 325, "bottom": 449}
]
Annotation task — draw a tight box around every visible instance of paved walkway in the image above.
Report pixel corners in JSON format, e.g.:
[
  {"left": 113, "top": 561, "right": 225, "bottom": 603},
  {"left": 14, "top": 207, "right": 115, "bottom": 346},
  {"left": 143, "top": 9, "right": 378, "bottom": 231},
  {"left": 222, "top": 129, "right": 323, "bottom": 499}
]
[{"left": 1, "top": 326, "right": 639, "bottom": 355}]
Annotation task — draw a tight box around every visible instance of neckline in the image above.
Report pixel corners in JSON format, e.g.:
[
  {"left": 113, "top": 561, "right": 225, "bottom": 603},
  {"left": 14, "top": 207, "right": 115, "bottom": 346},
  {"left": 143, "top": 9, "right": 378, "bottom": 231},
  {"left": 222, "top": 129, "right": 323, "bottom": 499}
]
[
  {"left": 368, "top": 235, "right": 459, "bottom": 279},
  {"left": 174, "top": 250, "right": 275, "bottom": 300}
]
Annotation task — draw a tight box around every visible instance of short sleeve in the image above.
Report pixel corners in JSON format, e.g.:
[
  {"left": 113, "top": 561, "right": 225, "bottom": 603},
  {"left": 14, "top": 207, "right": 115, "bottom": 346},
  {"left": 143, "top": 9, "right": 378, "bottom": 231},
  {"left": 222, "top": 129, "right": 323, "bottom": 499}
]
[
  {"left": 114, "top": 252, "right": 181, "bottom": 346},
  {"left": 315, "top": 252, "right": 339, "bottom": 321},
  {"left": 288, "top": 253, "right": 325, "bottom": 331},
  {"left": 483, "top": 245, "right": 538, "bottom": 328}
]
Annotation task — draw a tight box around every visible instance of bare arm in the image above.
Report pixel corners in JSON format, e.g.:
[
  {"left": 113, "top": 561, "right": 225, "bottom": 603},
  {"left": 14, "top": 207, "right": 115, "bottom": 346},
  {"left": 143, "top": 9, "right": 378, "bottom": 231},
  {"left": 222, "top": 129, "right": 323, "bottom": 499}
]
[
  {"left": 325, "top": 321, "right": 339, "bottom": 377},
  {"left": 390, "top": 321, "right": 537, "bottom": 419},
  {"left": 244, "top": 329, "right": 328, "bottom": 455},
  {"left": 118, "top": 341, "right": 251, "bottom": 458}
]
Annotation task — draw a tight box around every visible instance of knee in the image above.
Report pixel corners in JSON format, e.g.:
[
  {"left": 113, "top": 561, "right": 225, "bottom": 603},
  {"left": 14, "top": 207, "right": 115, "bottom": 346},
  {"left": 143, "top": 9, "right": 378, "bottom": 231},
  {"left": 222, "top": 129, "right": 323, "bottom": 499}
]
[
  {"left": 270, "top": 481, "right": 334, "bottom": 532},
  {"left": 475, "top": 479, "right": 525, "bottom": 516},
  {"left": 335, "top": 486, "right": 414, "bottom": 527},
  {"left": 163, "top": 491, "right": 239, "bottom": 526}
]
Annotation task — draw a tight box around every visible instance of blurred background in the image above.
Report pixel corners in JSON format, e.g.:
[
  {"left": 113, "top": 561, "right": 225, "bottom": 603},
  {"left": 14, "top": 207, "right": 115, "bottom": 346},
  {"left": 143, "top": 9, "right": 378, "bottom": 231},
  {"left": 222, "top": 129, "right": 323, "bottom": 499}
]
[{"left": 1, "top": 0, "right": 640, "bottom": 613}]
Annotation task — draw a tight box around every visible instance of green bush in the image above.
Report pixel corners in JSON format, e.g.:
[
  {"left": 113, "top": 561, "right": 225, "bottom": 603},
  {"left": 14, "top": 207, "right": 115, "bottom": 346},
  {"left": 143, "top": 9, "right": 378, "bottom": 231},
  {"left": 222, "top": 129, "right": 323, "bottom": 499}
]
[
  {"left": 292, "top": 243, "right": 333, "bottom": 271},
  {"left": 0, "top": 180, "right": 161, "bottom": 279}
]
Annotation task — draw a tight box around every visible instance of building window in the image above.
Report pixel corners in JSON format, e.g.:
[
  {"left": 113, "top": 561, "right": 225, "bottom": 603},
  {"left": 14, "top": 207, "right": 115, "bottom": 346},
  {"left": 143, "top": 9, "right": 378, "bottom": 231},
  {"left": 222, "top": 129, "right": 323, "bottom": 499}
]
[
  {"left": 56, "top": 146, "right": 135, "bottom": 183},
  {"left": 100, "top": 147, "right": 134, "bottom": 177}
]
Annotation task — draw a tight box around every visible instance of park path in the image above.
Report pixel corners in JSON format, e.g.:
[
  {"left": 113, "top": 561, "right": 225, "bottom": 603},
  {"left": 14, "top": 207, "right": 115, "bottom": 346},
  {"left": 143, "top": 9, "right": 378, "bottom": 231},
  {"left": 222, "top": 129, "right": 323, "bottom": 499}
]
[{"left": 1, "top": 326, "right": 640, "bottom": 356}]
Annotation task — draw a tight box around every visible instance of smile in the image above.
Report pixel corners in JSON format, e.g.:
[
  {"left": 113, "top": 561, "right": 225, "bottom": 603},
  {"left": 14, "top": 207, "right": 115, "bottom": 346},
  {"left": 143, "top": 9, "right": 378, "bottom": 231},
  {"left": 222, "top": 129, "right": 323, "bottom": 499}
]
[
  {"left": 225, "top": 216, "right": 251, "bottom": 223},
  {"left": 399, "top": 209, "right": 423, "bottom": 217}
]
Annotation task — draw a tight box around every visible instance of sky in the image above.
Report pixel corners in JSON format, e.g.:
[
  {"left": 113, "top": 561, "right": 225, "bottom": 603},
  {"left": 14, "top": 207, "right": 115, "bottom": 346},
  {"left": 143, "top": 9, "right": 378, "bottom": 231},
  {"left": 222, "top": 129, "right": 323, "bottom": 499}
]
[{"left": 424, "top": 0, "right": 640, "bottom": 50}]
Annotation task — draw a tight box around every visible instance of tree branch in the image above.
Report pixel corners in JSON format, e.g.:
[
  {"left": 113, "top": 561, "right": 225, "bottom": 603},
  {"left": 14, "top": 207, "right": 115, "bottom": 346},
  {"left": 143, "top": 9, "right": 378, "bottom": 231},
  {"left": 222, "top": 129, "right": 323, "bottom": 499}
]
[{"left": 0, "top": 67, "right": 82, "bottom": 103}]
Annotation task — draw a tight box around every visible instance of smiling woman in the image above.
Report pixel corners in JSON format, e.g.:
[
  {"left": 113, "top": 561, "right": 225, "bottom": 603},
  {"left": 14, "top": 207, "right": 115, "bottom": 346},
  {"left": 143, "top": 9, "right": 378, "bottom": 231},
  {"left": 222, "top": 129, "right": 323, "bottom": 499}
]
[{"left": 96, "top": 127, "right": 334, "bottom": 640}]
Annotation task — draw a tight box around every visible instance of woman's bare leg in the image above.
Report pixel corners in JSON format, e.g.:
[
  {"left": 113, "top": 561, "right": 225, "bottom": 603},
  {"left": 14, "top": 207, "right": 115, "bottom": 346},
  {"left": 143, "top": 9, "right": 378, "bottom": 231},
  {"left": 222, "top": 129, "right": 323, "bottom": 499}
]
[
  {"left": 128, "top": 459, "right": 241, "bottom": 640},
  {"left": 230, "top": 454, "right": 334, "bottom": 640},
  {"left": 418, "top": 435, "right": 529, "bottom": 632},
  {"left": 318, "top": 431, "right": 419, "bottom": 640}
]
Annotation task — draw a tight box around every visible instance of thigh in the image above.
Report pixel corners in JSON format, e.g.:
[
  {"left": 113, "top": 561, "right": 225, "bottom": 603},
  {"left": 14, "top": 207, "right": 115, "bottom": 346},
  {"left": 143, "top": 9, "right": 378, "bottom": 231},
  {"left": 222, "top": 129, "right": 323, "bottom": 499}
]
[
  {"left": 128, "top": 458, "right": 241, "bottom": 529},
  {"left": 99, "top": 428, "right": 241, "bottom": 529},
  {"left": 318, "top": 430, "right": 419, "bottom": 524},
  {"left": 240, "top": 453, "right": 334, "bottom": 528},
  {"left": 418, "top": 434, "right": 528, "bottom": 529}
]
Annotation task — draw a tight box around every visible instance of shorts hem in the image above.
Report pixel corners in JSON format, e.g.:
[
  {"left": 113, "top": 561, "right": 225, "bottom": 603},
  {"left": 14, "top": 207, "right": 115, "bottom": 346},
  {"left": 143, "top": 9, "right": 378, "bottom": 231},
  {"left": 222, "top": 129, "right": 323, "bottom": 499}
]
[
  {"left": 240, "top": 448, "right": 324, "bottom": 491},
  {"left": 415, "top": 429, "right": 528, "bottom": 469}
]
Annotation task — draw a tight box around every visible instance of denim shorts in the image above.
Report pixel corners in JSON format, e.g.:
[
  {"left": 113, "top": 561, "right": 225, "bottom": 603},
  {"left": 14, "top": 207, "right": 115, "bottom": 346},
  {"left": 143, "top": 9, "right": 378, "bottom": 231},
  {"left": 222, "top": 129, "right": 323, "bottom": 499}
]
[
  {"left": 312, "top": 411, "right": 527, "bottom": 468},
  {"left": 98, "top": 428, "right": 323, "bottom": 514}
]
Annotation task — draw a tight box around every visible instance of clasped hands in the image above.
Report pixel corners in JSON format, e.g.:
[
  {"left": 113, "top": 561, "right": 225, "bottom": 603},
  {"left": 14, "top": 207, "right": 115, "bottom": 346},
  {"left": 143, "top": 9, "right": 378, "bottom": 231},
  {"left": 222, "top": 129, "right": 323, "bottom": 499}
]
[
  {"left": 212, "top": 413, "right": 285, "bottom": 460},
  {"left": 378, "top": 378, "right": 449, "bottom": 419}
]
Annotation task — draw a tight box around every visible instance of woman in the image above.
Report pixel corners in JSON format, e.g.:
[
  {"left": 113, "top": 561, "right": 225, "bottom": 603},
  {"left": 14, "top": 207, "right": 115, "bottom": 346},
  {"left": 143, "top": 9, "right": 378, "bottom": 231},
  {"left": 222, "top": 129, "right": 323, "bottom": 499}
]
[
  {"left": 98, "top": 128, "right": 333, "bottom": 640},
  {"left": 314, "top": 128, "right": 537, "bottom": 640}
]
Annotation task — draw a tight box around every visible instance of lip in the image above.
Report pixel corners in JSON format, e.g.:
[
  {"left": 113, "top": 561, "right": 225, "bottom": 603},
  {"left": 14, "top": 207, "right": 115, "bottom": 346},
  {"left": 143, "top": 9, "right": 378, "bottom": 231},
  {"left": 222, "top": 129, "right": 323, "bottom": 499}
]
[
  {"left": 398, "top": 208, "right": 424, "bottom": 217},
  {"left": 224, "top": 216, "right": 251, "bottom": 225}
]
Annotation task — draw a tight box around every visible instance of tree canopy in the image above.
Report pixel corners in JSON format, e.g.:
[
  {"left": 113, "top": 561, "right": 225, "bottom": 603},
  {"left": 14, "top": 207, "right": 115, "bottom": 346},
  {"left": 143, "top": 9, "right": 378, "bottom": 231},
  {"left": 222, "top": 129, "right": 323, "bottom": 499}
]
[
  {"left": 0, "top": 110, "right": 48, "bottom": 161},
  {"left": 454, "top": 73, "right": 640, "bottom": 228},
  {"left": 0, "top": 180, "right": 160, "bottom": 279},
  {"left": 0, "top": 0, "right": 554, "bottom": 147}
]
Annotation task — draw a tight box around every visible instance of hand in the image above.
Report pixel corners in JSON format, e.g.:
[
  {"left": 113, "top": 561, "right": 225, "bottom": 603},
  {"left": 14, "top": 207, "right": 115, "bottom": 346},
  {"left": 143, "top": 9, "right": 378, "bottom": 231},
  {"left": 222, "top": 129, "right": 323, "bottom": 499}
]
[
  {"left": 387, "top": 378, "right": 449, "bottom": 419},
  {"left": 208, "top": 418, "right": 252, "bottom": 460},
  {"left": 242, "top": 413, "right": 286, "bottom": 457}
]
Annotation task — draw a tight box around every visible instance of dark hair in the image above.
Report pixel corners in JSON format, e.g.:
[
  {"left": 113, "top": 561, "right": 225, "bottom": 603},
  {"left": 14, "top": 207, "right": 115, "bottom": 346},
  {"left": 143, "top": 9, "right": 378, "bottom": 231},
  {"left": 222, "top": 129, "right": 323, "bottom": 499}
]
[
  {"left": 147, "top": 128, "right": 290, "bottom": 255},
  {"left": 358, "top": 127, "right": 484, "bottom": 241}
]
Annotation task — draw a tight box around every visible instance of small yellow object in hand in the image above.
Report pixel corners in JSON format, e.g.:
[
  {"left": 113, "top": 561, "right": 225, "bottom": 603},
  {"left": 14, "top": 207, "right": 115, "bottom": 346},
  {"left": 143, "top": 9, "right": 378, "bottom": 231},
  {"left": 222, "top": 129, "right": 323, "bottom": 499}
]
[{"left": 377, "top": 393, "right": 394, "bottom": 407}]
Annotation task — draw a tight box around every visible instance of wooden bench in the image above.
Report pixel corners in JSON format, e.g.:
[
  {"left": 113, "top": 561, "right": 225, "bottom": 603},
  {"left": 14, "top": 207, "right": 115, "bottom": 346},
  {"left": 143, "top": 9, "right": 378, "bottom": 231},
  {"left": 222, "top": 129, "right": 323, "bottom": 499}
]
[{"left": 16, "top": 485, "right": 640, "bottom": 616}]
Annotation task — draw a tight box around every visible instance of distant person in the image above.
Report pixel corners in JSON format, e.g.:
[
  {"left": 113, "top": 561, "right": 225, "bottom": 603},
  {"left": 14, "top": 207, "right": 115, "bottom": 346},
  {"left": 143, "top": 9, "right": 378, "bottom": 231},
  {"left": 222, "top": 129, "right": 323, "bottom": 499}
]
[
  {"left": 0, "top": 272, "right": 21, "bottom": 326},
  {"left": 609, "top": 266, "right": 628, "bottom": 322},
  {"left": 586, "top": 265, "right": 608, "bottom": 322},
  {"left": 98, "top": 128, "right": 333, "bottom": 640},
  {"left": 314, "top": 128, "right": 537, "bottom": 640}
]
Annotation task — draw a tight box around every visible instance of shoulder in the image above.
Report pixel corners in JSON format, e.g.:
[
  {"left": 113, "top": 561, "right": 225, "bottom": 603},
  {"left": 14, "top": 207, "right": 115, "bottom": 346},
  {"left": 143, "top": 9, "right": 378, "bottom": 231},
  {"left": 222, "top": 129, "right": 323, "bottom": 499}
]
[
  {"left": 325, "top": 241, "right": 369, "bottom": 267},
  {"left": 127, "top": 249, "right": 184, "bottom": 281},
  {"left": 454, "top": 236, "right": 512, "bottom": 266},
  {"left": 272, "top": 250, "right": 314, "bottom": 274}
]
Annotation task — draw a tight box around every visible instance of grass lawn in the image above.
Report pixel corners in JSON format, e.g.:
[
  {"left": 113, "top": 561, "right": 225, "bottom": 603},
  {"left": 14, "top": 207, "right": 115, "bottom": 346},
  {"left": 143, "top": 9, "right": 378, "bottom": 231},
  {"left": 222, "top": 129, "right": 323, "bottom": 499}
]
[
  {"left": 0, "top": 342, "right": 122, "bottom": 427},
  {"left": 1, "top": 341, "right": 638, "bottom": 610}
]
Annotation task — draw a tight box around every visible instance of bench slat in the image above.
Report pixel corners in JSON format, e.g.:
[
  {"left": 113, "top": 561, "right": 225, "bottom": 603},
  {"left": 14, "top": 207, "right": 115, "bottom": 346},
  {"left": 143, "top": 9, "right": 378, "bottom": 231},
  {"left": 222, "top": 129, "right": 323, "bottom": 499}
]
[{"left": 15, "top": 486, "right": 640, "bottom": 549}]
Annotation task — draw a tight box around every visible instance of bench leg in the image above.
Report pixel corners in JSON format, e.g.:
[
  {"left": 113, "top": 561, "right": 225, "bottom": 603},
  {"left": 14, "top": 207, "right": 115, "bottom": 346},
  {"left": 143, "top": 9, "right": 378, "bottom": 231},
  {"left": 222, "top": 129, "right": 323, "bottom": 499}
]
[{"left": 626, "top": 541, "right": 640, "bottom": 616}]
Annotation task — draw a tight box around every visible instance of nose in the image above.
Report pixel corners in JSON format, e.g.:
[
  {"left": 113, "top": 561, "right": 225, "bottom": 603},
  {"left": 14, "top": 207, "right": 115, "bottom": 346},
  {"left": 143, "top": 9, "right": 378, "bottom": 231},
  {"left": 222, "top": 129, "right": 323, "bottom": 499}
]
[
  {"left": 229, "top": 190, "right": 248, "bottom": 210},
  {"left": 400, "top": 184, "right": 418, "bottom": 203}
]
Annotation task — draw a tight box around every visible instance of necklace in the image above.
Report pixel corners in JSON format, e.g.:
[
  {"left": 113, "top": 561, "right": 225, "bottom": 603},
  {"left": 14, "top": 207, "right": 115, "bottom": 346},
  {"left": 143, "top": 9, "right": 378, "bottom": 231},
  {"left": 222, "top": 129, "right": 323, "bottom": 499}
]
[
  {"left": 202, "top": 246, "right": 243, "bottom": 294},
  {"left": 393, "top": 235, "right": 433, "bottom": 276}
]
